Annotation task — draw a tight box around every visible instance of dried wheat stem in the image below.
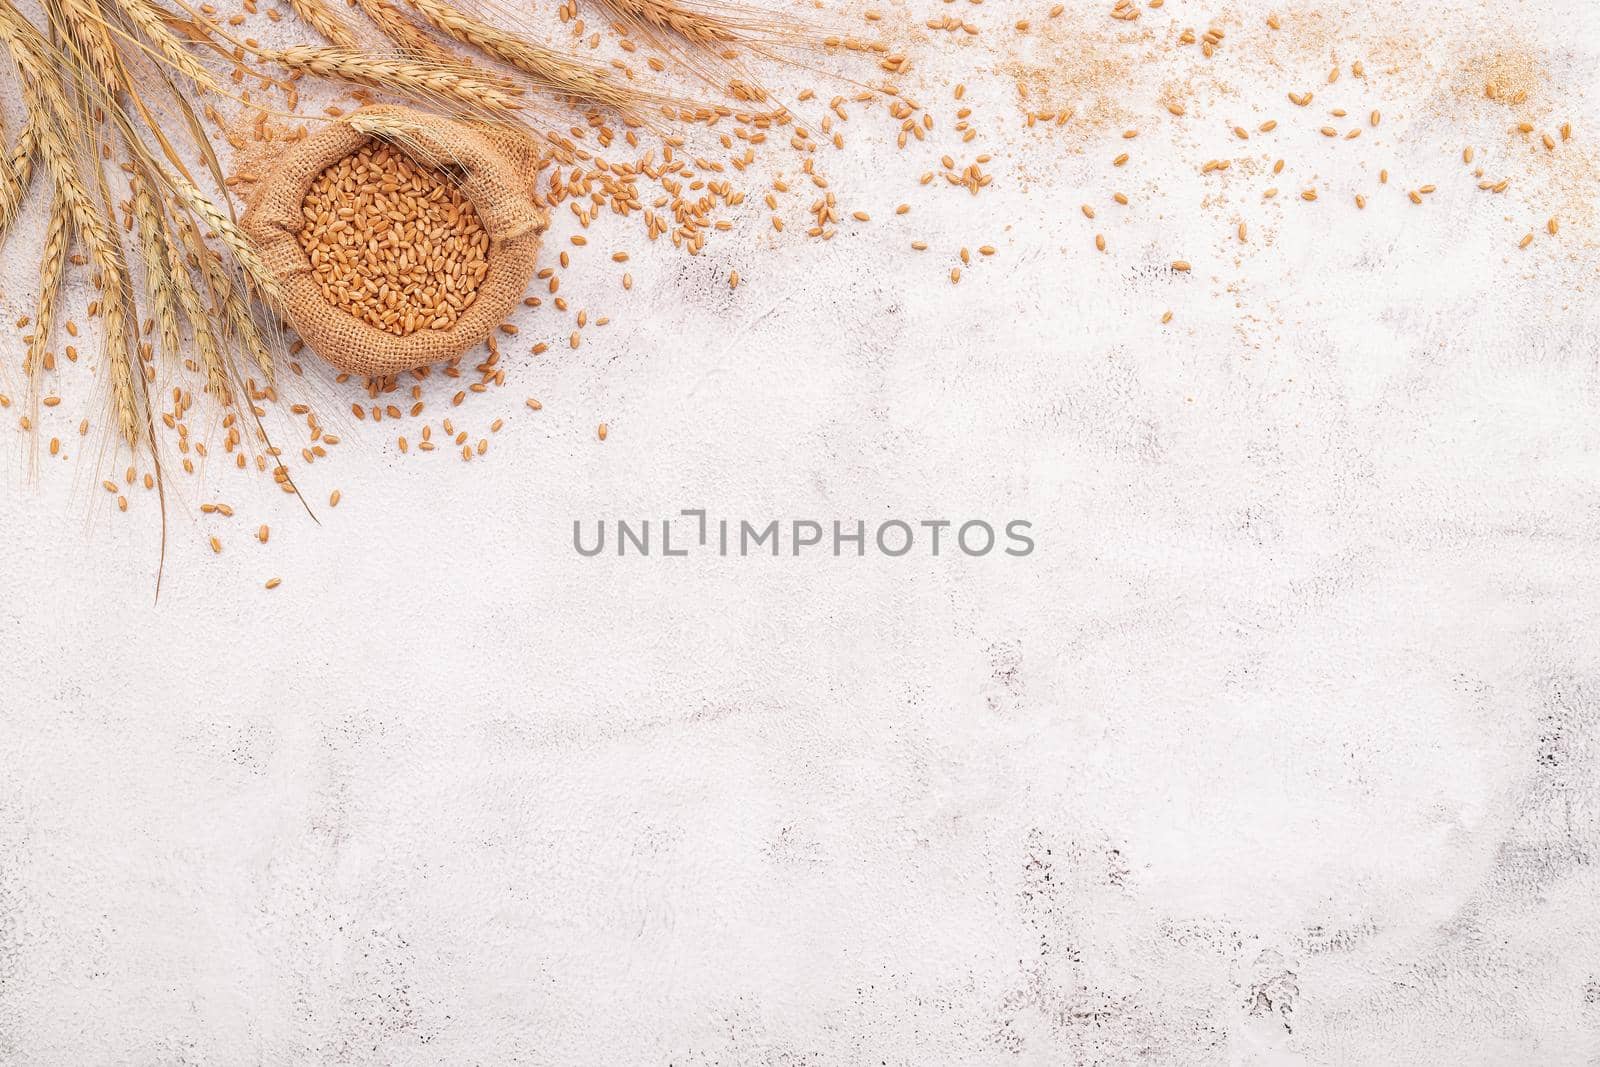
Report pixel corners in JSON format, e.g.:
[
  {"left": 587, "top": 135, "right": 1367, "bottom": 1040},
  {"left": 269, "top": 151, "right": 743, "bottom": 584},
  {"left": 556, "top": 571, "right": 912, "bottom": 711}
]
[
  {"left": 0, "top": 118, "right": 34, "bottom": 240},
  {"left": 192, "top": 221, "right": 274, "bottom": 384},
  {"left": 164, "top": 168, "right": 286, "bottom": 315},
  {"left": 401, "top": 0, "right": 654, "bottom": 110},
  {"left": 348, "top": 0, "right": 456, "bottom": 65},
  {"left": 166, "top": 219, "right": 229, "bottom": 398},
  {"left": 598, "top": 0, "right": 739, "bottom": 47},
  {"left": 110, "top": 0, "right": 222, "bottom": 94},
  {"left": 26, "top": 187, "right": 69, "bottom": 380},
  {"left": 264, "top": 46, "right": 524, "bottom": 112},
  {"left": 285, "top": 0, "right": 361, "bottom": 49},
  {"left": 131, "top": 171, "right": 181, "bottom": 360}
]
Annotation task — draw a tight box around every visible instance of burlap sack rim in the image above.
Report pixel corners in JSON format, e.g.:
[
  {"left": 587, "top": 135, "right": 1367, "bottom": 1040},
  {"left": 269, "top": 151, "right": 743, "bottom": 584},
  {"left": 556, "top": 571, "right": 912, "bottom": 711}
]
[{"left": 241, "top": 105, "right": 547, "bottom": 378}]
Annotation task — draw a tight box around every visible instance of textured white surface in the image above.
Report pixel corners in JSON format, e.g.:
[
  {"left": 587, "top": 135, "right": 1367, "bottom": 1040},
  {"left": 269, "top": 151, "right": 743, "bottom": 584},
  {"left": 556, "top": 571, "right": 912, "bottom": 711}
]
[{"left": 1, "top": 0, "right": 1599, "bottom": 1062}]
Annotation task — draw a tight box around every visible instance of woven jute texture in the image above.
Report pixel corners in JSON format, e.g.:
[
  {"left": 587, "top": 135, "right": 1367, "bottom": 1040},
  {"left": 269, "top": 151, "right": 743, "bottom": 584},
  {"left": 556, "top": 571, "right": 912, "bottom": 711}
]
[{"left": 241, "top": 106, "right": 547, "bottom": 378}]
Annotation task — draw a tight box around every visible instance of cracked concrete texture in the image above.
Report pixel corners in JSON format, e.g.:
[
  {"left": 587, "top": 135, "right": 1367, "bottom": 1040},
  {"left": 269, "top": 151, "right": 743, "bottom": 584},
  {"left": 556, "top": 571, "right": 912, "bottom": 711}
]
[{"left": 1, "top": 0, "right": 1599, "bottom": 1062}]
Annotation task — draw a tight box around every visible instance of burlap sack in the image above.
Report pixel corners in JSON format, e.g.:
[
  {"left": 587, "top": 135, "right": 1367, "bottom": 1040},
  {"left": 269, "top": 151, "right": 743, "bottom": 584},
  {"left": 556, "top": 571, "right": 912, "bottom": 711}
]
[{"left": 241, "top": 105, "right": 547, "bottom": 378}]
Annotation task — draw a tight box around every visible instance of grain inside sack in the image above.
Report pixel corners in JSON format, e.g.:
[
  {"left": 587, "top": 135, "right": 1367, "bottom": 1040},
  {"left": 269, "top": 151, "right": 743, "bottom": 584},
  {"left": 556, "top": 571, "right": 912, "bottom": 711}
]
[
  {"left": 298, "top": 140, "right": 491, "bottom": 337},
  {"left": 242, "top": 105, "right": 547, "bottom": 378}
]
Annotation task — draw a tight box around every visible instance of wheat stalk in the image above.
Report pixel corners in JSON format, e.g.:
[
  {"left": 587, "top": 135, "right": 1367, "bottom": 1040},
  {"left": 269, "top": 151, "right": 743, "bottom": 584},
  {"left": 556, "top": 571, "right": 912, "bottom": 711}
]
[
  {"left": 164, "top": 167, "right": 285, "bottom": 317},
  {"left": 25, "top": 188, "right": 69, "bottom": 380},
  {"left": 109, "top": 0, "right": 222, "bottom": 94},
  {"left": 195, "top": 228, "right": 274, "bottom": 384},
  {"left": 348, "top": 0, "right": 456, "bottom": 64},
  {"left": 285, "top": 0, "right": 361, "bottom": 49},
  {"left": 599, "top": 0, "right": 740, "bottom": 48},
  {"left": 131, "top": 170, "right": 181, "bottom": 360},
  {"left": 0, "top": 118, "right": 34, "bottom": 240},
  {"left": 401, "top": 0, "right": 666, "bottom": 112},
  {"left": 264, "top": 46, "right": 525, "bottom": 112},
  {"left": 3, "top": 16, "right": 142, "bottom": 445},
  {"left": 165, "top": 218, "right": 230, "bottom": 398}
]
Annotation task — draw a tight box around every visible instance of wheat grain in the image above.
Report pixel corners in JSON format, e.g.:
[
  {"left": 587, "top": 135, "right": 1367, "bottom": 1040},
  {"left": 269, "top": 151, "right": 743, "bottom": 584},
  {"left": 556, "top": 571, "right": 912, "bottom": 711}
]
[{"left": 298, "top": 138, "right": 490, "bottom": 336}]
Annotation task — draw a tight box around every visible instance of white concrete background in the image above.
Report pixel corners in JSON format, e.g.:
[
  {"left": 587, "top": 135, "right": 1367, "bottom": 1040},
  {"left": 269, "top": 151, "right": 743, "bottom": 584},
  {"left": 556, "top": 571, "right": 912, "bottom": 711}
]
[{"left": 1, "top": 0, "right": 1599, "bottom": 1062}]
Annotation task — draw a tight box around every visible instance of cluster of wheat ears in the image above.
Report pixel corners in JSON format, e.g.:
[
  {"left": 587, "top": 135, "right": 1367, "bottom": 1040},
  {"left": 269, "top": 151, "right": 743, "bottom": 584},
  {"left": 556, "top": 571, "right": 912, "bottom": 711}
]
[{"left": 0, "top": 0, "right": 794, "bottom": 469}]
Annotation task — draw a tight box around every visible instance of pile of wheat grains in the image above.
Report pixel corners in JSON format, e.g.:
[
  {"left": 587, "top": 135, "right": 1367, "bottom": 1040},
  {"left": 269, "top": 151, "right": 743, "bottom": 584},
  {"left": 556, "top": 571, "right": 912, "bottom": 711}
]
[{"left": 297, "top": 139, "right": 490, "bottom": 336}]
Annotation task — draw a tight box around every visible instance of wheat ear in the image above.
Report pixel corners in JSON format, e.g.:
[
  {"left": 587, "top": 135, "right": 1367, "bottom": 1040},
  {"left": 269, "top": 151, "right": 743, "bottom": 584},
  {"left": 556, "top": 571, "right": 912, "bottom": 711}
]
[
  {"left": 101, "top": 260, "right": 141, "bottom": 448},
  {"left": 109, "top": 0, "right": 222, "bottom": 94},
  {"left": 285, "top": 0, "right": 361, "bottom": 49},
  {"left": 25, "top": 188, "right": 69, "bottom": 380},
  {"left": 131, "top": 171, "right": 181, "bottom": 361},
  {"left": 4, "top": 34, "right": 141, "bottom": 445},
  {"left": 401, "top": 0, "right": 663, "bottom": 111},
  {"left": 52, "top": 0, "right": 126, "bottom": 92},
  {"left": 599, "top": 0, "right": 739, "bottom": 47},
  {"left": 194, "top": 230, "right": 274, "bottom": 384},
  {"left": 165, "top": 218, "right": 230, "bottom": 398},
  {"left": 264, "top": 46, "right": 524, "bottom": 112},
  {"left": 164, "top": 168, "right": 285, "bottom": 316},
  {"left": 0, "top": 118, "right": 33, "bottom": 240},
  {"left": 347, "top": 0, "right": 456, "bottom": 64}
]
